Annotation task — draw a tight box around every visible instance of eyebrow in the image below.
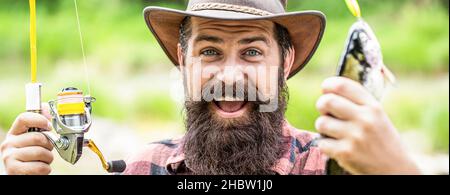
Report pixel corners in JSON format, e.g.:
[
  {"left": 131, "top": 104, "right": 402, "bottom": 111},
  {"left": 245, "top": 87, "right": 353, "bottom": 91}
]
[
  {"left": 238, "top": 36, "right": 269, "bottom": 45},
  {"left": 194, "top": 35, "right": 224, "bottom": 44}
]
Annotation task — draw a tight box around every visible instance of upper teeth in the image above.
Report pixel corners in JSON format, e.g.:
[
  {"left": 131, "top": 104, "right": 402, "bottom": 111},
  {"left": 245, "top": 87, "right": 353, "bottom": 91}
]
[{"left": 214, "top": 96, "right": 245, "bottom": 102}]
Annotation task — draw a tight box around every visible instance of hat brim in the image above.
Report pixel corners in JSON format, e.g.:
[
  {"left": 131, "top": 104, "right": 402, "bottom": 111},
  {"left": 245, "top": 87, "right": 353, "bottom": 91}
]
[{"left": 143, "top": 6, "right": 326, "bottom": 78}]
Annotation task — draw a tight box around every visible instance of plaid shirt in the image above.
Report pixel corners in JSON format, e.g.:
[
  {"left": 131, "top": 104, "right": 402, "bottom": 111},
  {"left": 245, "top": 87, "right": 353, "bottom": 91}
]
[{"left": 121, "top": 120, "right": 326, "bottom": 175}]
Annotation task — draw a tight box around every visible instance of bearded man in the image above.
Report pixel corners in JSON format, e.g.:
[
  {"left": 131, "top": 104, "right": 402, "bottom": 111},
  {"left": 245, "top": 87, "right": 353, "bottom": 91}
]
[{"left": 1, "top": 0, "right": 420, "bottom": 175}]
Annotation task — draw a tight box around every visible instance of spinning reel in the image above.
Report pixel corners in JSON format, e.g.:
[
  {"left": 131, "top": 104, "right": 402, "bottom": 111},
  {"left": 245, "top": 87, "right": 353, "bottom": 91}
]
[{"left": 26, "top": 84, "right": 126, "bottom": 173}]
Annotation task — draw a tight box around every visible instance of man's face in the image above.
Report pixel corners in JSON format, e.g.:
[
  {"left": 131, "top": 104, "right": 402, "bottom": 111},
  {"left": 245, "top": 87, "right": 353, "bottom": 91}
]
[
  {"left": 182, "top": 18, "right": 284, "bottom": 119},
  {"left": 180, "top": 17, "right": 290, "bottom": 175}
]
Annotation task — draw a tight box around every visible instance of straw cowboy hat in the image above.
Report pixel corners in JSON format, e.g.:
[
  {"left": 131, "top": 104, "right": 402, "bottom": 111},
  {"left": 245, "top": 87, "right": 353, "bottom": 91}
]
[{"left": 143, "top": 0, "right": 326, "bottom": 78}]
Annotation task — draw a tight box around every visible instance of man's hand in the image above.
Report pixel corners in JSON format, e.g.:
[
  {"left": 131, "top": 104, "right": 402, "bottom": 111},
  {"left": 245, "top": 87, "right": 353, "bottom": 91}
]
[
  {"left": 1, "top": 105, "right": 54, "bottom": 175},
  {"left": 315, "top": 77, "right": 420, "bottom": 175}
]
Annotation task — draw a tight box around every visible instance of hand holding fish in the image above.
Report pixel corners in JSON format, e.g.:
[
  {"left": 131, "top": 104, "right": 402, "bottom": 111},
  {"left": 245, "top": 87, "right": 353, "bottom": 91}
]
[
  {"left": 315, "top": 77, "right": 421, "bottom": 174},
  {"left": 313, "top": 0, "right": 420, "bottom": 175}
]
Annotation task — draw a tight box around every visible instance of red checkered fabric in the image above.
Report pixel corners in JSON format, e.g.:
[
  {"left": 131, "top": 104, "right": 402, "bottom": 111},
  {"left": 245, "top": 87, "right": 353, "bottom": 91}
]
[{"left": 122, "top": 121, "right": 326, "bottom": 175}]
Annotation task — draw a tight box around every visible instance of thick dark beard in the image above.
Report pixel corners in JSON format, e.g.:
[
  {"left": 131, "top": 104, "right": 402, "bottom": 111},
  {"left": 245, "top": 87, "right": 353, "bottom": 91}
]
[{"left": 183, "top": 69, "right": 288, "bottom": 175}]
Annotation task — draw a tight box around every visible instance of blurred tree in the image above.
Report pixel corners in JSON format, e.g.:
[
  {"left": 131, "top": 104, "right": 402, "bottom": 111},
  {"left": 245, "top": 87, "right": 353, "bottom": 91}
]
[
  {"left": 414, "top": 0, "right": 449, "bottom": 11},
  {"left": 41, "top": 0, "right": 61, "bottom": 15},
  {"left": 441, "top": 0, "right": 449, "bottom": 11}
]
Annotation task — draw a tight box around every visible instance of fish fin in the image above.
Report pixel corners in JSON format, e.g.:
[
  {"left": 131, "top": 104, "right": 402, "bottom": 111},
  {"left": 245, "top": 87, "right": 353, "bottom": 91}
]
[{"left": 381, "top": 64, "right": 396, "bottom": 84}]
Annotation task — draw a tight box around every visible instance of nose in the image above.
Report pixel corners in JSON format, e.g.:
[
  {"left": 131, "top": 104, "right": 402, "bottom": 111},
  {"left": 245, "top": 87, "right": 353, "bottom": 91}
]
[{"left": 216, "top": 58, "right": 246, "bottom": 86}]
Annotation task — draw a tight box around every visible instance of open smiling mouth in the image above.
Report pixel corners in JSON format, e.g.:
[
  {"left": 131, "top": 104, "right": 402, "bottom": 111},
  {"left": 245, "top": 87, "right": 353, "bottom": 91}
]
[{"left": 211, "top": 100, "right": 249, "bottom": 118}]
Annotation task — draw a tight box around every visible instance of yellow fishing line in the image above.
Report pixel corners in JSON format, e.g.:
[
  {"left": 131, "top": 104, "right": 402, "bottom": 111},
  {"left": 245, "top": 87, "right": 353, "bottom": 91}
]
[
  {"left": 57, "top": 102, "right": 85, "bottom": 115},
  {"left": 29, "top": 0, "right": 37, "bottom": 83},
  {"left": 345, "top": 0, "right": 362, "bottom": 18},
  {"left": 74, "top": 0, "right": 92, "bottom": 96}
]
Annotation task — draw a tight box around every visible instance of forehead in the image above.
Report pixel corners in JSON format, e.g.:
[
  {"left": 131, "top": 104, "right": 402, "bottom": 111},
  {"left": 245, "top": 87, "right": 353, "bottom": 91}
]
[{"left": 190, "top": 17, "right": 275, "bottom": 37}]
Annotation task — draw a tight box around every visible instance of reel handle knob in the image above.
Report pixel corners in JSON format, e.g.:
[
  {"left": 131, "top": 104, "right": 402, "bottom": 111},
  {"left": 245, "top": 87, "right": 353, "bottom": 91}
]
[{"left": 107, "top": 160, "right": 127, "bottom": 173}]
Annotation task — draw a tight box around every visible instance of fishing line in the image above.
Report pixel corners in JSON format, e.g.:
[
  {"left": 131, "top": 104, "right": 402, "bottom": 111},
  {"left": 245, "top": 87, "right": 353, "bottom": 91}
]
[{"left": 74, "top": 0, "right": 92, "bottom": 96}]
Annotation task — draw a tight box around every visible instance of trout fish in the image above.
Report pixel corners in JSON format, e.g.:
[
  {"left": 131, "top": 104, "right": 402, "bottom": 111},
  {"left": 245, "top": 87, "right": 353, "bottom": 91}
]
[
  {"left": 337, "top": 19, "right": 396, "bottom": 100},
  {"left": 326, "top": 0, "right": 396, "bottom": 175}
]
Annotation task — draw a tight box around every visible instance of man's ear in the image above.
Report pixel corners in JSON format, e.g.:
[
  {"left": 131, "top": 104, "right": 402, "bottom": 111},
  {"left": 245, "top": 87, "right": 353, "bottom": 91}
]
[
  {"left": 283, "top": 47, "right": 295, "bottom": 80},
  {"left": 177, "top": 43, "right": 184, "bottom": 68}
]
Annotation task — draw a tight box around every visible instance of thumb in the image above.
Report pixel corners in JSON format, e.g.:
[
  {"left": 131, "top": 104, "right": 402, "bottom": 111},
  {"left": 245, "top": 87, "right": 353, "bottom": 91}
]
[{"left": 41, "top": 102, "right": 52, "bottom": 121}]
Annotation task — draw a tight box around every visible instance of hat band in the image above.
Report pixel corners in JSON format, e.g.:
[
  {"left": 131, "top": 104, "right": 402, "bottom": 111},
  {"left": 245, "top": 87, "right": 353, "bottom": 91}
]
[{"left": 190, "top": 3, "right": 273, "bottom": 16}]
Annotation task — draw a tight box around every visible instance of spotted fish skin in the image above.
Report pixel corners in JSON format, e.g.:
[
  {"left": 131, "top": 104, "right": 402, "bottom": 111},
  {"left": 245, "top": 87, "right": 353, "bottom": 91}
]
[{"left": 337, "top": 19, "right": 395, "bottom": 100}]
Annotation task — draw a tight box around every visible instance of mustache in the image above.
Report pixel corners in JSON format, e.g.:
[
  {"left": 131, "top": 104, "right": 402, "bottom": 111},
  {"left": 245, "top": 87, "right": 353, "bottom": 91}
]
[{"left": 200, "top": 79, "right": 269, "bottom": 103}]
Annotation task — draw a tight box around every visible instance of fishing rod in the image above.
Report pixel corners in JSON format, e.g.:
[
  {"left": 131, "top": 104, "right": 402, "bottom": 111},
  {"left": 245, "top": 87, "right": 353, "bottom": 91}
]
[{"left": 25, "top": 0, "right": 126, "bottom": 174}]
